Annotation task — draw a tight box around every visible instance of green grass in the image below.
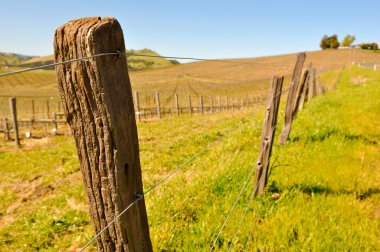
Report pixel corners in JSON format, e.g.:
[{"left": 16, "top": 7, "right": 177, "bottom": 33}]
[{"left": 0, "top": 66, "right": 379, "bottom": 251}]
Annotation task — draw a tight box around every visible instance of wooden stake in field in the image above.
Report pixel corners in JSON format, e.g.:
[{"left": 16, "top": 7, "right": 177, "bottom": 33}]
[
  {"left": 199, "top": 95, "right": 204, "bottom": 114},
  {"left": 293, "top": 69, "right": 309, "bottom": 119},
  {"left": 3, "top": 118, "right": 10, "bottom": 141},
  {"left": 156, "top": 91, "right": 161, "bottom": 119},
  {"left": 54, "top": 17, "right": 152, "bottom": 251},
  {"left": 188, "top": 94, "right": 192, "bottom": 115},
  {"left": 278, "top": 53, "right": 306, "bottom": 144},
  {"left": 135, "top": 91, "right": 141, "bottom": 122},
  {"left": 253, "top": 76, "right": 284, "bottom": 196},
  {"left": 9, "top": 97, "right": 20, "bottom": 146},
  {"left": 175, "top": 93, "right": 180, "bottom": 116}
]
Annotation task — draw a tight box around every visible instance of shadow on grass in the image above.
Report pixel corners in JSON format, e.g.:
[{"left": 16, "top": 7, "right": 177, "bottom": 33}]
[
  {"left": 290, "top": 128, "right": 378, "bottom": 145},
  {"left": 276, "top": 183, "right": 380, "bottom": 200}
]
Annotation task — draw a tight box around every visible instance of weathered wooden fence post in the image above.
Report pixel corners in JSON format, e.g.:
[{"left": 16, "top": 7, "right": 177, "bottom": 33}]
[
  {"left": 134, "top": 91, "right": 141, "bottom": 122},
  {"left": 253, "top": 76, "right": 284, "bottom": 196},
  {"left": 156, "top": 91, "right": 161, "bottom": 119},
  {"left": 209, "top": 96, "right": 213, "bottom": 113},
  {"left": 199, "top": 95, "right": 204, "bottom": 114},
  {"left": 175, "top": 93, "right": 180, "bottom": 116},
  {"left": 46, "top": 100, "right": 50, "bottom": 118},
  {"left": 3, "top": 118, "right": 10, "bottom": 141},
  {"left": 51, "top": 112, "right": 58, "bottom": 136},
  {"left": 226, "top": 96, "right": 229, "bottom": 111},
  {"left": 31, "top": 100, "right": 35, "bottom": 120},
  {"left": 9, "top": 97, "right": 20, "bottom": 146},
  {"left": 278, "top": 53, "right": 306, "bottom": 144},
  {"left": 308, "top": 67, "right": 316, "bottom": 100},
  {"left": 188, "top": 94, "right": 192, "bottom": 115},
  {"left": 293, "top": 69, "right": 309, "bottom": 119},
  {"left": 217, "top": 96, "right": 221, "bottom": 112},
  {"left": 54, "top": 17, "right": 152, "bottom": 251}
]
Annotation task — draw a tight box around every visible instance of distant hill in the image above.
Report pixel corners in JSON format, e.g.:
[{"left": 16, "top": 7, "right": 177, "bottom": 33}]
[
  {"left": 12, "top": 48, "right": 179, "bottom": 70},
  {"left": 0, "top": 52, "right": 33, "bottom": 67},
  {"left": 1, "top": 49, "right": 380, "bottom": 98},
  {"left": 126, "top": 49, "right": 179, "bottom": 70}
]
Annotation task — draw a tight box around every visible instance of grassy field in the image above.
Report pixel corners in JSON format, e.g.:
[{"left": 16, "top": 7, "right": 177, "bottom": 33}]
[{"left": 0, "top": 65, "right": 378, "bottom": 251}]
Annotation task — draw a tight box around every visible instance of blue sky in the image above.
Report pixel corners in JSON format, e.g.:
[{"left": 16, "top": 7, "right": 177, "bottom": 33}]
[{"left": 1, "top": 0, "right": 379, "bottom": 59}]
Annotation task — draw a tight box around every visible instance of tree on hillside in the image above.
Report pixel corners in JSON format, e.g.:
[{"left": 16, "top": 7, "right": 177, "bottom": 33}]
[
  {"left": 320, "top": 34, "right": 340, "bottom": 49},
  {"left": 360, "top": 42, "right": 379, "bottom": 50},
  {"left": 341, "top": 35, "right": 356, "bottom": 47}
]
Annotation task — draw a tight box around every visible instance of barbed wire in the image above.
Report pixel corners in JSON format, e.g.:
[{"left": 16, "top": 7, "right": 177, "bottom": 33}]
[
  {"left": 0, "top": 51, "right": 121, "bottom": 77},
  {"left": 79, "top": 110, "right": 258, "bottom": 251}
]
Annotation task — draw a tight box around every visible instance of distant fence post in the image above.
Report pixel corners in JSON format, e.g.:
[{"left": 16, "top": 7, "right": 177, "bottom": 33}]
[
  {"left": 3, "top": 118, "right": 10, "bottom": 141},
  {"left": 188, "top": 94, "right": 192, "bottom": 115},
  {"left": 9, "top": 97, "right": 20, "bottom": 146},
  {"left": 209, "top": 96, "right": 213, "bottom": 113},
  {"left": 46, "top": 100, "right": 50, "bottom": 119},
  {"left": 175, "top": 93, "right": 180, "bottom": 116},
  {"left": 293, "top": 69, "right": 310, "bottom": 119},
  {"left": 156, "top": 91, "right": 161, "bottom": 119},
  {"left": 217, "top": 96, "right": 221, "bottom": 112},
  {"left": 199, "top": 95, "right": 204, "bottom": 114},
  {"left": 278, "top": 52, "right": 306, "bottom": 144},
  {"left": 253, "top": 76, "right": 284, "bottom": 196},
  {"left": 226, "top": 96, "right": 229, "bottom": 111},
  {"left": 54, "top": 17, "right": 152, "bottom": 251},
  {"left": 31, "top": 100, "right": 35, "bottom": 120},
  {"left": 301, "top": 63, "right": 312, "bottom": 108},
  {"left": 52, "top": 112, "right": 58, "bottom": 135},
  {"left": 308, "top": 68, "right": 316, "bottom": 100},
  {"left": 135, "top": 91, "right": 141, "bottom": 122}
]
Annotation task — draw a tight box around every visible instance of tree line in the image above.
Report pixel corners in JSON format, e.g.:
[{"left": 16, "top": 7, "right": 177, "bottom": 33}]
[{"left": 320, "top": 34, "right": 378, "bottom": 50}]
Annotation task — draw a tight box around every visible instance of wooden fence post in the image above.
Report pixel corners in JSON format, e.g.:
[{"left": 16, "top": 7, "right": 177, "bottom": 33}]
[
  {"left": 135, "top": 91, "right": 141, "bottom": 122},
  {"left": 278, "top": 53, "right": 306, "bottom": 144},
  {"left": 293, "top": 69, "right": 309, "bottom": 119},
  {"left": 199, "top": 95, "right": 204, "bottom": 114},
  {"left": 175, "top": 93, "right": 180, "bottom": 116},
  {"left": 308, "top": 67, "right": 316, "bottom": 100},
  {"left": 9, "top": 97, "right": 20, "bottom": 146},
  {"left": 217, "top": 96, "right": 221, "bottom": 112},
  {"left": 46, "top": 100, "right": 50, "bottom": 119},
  {"left": 52, "top": 112, "right": 58, "bottom": 136},
  {"left": 188, "top": 94, "right": 192, "bottom": 115},
  {"left": 253, "top": 76, "right": 284, "bottom": 196},
  {"left": 32, "top": 100, "right": 35, "bottom": 120},
  {"left": 54, "top": 17, "right": 152, "bottom": 251},
  {"left": 3, "top": 118, "right": 10, "bottom": 141},
  {"left": 156, "top": 91, "right": 161, "bottom": 119},
  {"left": 209, "top": 96, "right": 213, "bottom": 113}
]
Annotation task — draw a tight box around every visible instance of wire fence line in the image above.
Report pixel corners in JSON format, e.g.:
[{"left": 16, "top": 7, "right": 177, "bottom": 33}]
[
  {"left": 0, "top": 51, "right": 290, "bottom": 78},
  {"left": 81, "top": 85, "right": 288, "bottom": 251},
  {"left": 1, "top": 46, "right": 293, "bottom": 250},
  {"left": 0, "top": 52, "right": 121, "bottom": 77},
  {"left": 209, "top": 126, "right": 279, "bottom": 252},
  {"left": 79, "top": 110, "right": 259, "bottom": 251}
]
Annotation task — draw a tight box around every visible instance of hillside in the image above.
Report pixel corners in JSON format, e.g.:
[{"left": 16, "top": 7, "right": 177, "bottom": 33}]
[
  {"left": 15, "top": 48, "right": 178, "bottom": 71},
  {"left": 0, "top": 49, "right": 380, "bottom": 99},
  {"left": 0, "top": 52, "right": 32, "bottom": 67}
]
